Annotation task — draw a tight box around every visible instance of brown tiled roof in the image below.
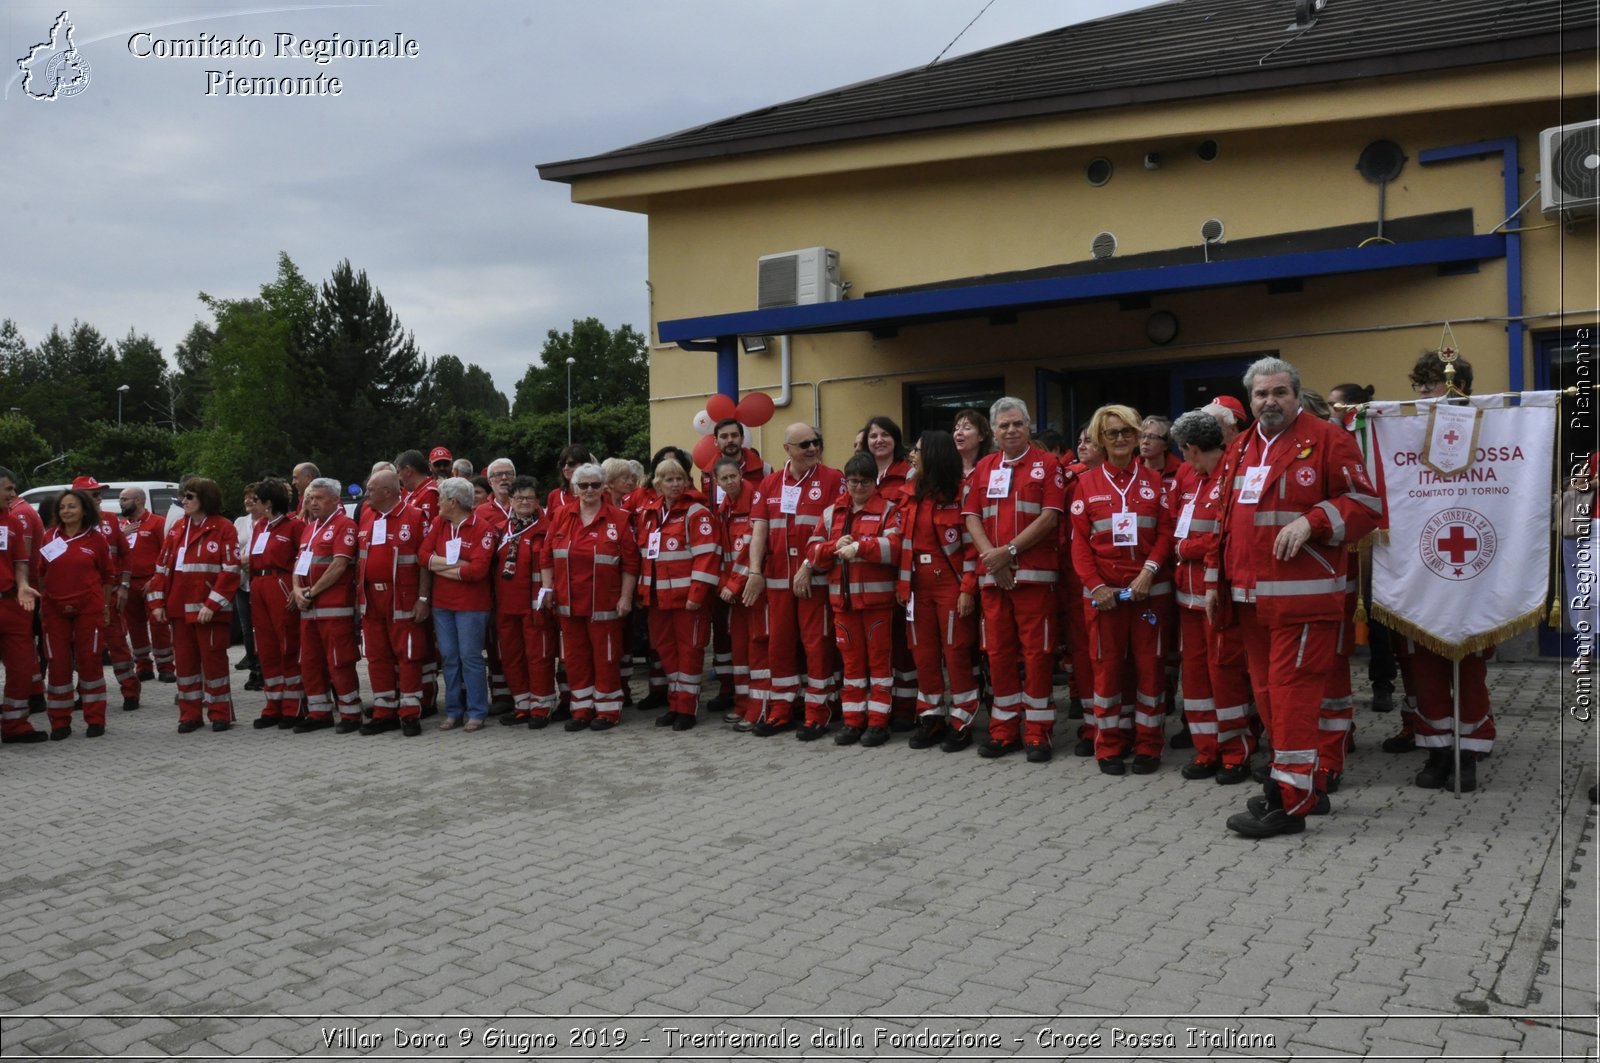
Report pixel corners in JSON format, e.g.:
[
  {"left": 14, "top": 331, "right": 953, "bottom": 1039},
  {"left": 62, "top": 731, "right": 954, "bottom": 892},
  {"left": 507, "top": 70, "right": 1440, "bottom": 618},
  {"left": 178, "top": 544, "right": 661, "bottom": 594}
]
[{"left": 539, "top": 0, "right": 1597, "bottom": 182}]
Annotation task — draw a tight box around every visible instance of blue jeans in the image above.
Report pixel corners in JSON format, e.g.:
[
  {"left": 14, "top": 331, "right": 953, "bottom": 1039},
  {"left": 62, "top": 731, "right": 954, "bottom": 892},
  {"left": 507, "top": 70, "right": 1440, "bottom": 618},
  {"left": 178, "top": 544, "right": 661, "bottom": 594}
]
[{"left": 434, "top": 608, "right": 489, "bottom": 720}]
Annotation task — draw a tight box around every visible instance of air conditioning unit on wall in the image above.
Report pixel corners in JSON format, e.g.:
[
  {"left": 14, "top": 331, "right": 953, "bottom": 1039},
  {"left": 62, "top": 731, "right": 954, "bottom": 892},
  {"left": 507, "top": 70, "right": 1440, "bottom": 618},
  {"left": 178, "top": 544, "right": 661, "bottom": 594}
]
[
  {"left": 1540, "top": 120, "right": 1600, "bottom": 217},
  {"left": 757, "top": 247, "right": 841, "bottom": 308}
]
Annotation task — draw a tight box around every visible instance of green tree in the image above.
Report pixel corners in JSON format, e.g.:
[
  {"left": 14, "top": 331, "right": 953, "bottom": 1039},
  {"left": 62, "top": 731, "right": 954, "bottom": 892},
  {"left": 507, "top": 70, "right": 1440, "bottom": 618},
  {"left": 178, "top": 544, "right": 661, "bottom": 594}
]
[
  {"left": 290, "top": 259, "right": 428, "bottom": 475},
  {"left": 485, "top": 403, "right": 651, "bottom": 485},
  {"left": 420, "top": 354, "right": 510, "bottom": 419},
  {"left": 167, "top": 321, "right": 215, "bottom": 431},
  {"left": 512, "top": 318, "right": 648, "bottom": 418},
  {"left": 185, "top": 252, "right": 316, "bottom": 506},
  {"left": 113, "top": 330, "right": 168, "bottom": 428},
  {"left": 22, "top": 322, "right": 117, "bottom": 447},
  {"left": 65, "top": 422, "right": 180, "bottom": 482},
  {"left": 0, "top": 413, "right": 52, "bottom": 485}
]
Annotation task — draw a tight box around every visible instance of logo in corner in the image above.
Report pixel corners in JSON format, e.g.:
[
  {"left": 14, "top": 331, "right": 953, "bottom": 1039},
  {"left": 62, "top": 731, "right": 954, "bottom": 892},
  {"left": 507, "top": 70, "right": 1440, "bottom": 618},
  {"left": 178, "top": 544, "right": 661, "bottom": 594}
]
[{"left": 18, "top": 11, "right": 92, "bottom": 101}]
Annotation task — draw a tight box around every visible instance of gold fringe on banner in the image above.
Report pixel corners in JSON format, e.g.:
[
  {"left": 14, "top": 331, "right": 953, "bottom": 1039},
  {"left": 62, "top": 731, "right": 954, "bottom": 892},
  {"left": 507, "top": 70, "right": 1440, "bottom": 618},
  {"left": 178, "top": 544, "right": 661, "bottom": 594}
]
[
  {"left": 1370, "top": 602, "right": 1545, "bottom": 662},
  {"left": 1548, "top": 596, "right": 1563, "bottom": 629}
]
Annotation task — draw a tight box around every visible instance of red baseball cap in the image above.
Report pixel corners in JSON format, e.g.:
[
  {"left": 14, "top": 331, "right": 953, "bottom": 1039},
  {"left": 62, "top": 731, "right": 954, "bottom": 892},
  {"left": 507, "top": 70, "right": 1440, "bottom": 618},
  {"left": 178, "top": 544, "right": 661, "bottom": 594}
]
[
  {"left": 1211, "top": 395, "right": 1249, "bottom": 426},
  {"left": 429, "top": 446, "right": 452, "bottom": 463},
  {"left": 70, "top": 475, "right": 103, "bottom": 491}
]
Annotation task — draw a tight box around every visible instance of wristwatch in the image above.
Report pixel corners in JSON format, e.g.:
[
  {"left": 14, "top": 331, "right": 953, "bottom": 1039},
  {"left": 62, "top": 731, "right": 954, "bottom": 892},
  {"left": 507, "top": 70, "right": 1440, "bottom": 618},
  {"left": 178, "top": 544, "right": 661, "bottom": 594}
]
[
  {"left": 1006, "top": 544, "right": 1019, "bottom": 560},
  {"left": 416, "top": 596, "right": 430, "bottom": 603}
]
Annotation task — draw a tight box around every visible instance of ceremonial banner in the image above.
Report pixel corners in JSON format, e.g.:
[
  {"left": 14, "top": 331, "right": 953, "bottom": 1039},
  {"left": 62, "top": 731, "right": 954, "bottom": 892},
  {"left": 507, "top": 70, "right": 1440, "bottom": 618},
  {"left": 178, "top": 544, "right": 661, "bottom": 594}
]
[{"left": 1368, "top": 393, "right": 1559, "bottom": 660}]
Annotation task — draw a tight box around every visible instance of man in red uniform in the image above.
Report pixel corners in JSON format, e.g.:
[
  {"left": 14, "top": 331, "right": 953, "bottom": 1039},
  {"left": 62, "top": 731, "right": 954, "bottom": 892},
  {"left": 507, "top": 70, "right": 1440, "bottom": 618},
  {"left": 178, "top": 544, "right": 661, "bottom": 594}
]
[
  {"left": 429, "top": 446, "right": 453, "bottom": 481},
  {"left": 292, "top": 478, "right": 363, "bottom": 733},
  {"left": 714, "top": 456, "right": 763, "bottom": 729},
  {"left": 477, "top": 458, "right": 517, "bottom": 713},
  {"left": 963, "top": 397, "right": 1065, "bottom": 763},
  {"left": 702, "top": 418, "right": 770, "bottom": 709},
  {"left": 1207, "top": 357, "right": 1382, "bottom": 837},
  {"left": 0, "top": 467, "right": 45, "bottom": 744},
  {"left": 396, "top": 448, "right": 442, "bottom": 713},
  {"left": 743, "top": 422, "right": 844, "bottom": 734},
  {"left": 118, "top": 486, "right": 173, "bottom": 684},
  {"left": 75, "top": 477, "right": 140, "bottom": 712},
  {"left": 357, "top": 470, "right": 431, "bottom": 737},
  {"left": 7, "top": 484, "right": 47, "bottom": 713}
]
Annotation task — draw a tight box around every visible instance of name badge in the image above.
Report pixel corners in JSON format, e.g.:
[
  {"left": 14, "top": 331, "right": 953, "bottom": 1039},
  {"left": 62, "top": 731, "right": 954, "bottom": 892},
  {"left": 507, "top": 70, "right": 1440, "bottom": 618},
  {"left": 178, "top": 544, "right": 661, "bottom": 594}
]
[
  {"left": 987, "top": 466, "right": 1012, "bottom": 498},
  {"left": 176, "top": 546, "right": 186, "bottom": 570},
  {"left": 293, "top": 550, "right": 313, "bottom": 577},
  {"left": 0, "top": 526, "right": 8, "bottom": 550},
  {"left": 1174, "top": 502, "right": 1196, "bottom": 540},
  {"left": 1111, "top": 511, "right": 1138, "bottom": 547},
  {"left": 715, "top": 486, "right": 726, "bottom": 505},
  {"left": 646, "top": 530, "right": 661, "bottom": 559},
  {"left": 444, "top": 539, "right": 461, "bottom": 565},
  {"left": 126, "top": 533, "right": 138, "bottom": 551},
  {"left": 251, "top": 531, "right": 268, "bottom": 556},
  {"left": 535, "top": 587, "right": 551, "bottom": 609},
  {"left": 371, "top": 519, "right": 387, "bottom": 546},
  {"left": 40, "top": 537, "right": 66, "bottom": 562},
  {"left": 1240, "top": 466, "right": 1270, "bottom": 505},
  {"left": 905, "top": 592, "right": 915, "bottom": 622},
  {"left": 780, "top": 485, "right": 801, "bottom": 515}
]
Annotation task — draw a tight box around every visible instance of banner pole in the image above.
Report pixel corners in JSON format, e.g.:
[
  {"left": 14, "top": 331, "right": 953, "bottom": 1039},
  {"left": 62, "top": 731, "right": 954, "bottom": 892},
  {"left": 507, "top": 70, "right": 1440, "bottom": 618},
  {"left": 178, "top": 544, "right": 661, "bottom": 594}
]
[{"left": 1452, "top": 658, "right": 1462, "bottom": 799}]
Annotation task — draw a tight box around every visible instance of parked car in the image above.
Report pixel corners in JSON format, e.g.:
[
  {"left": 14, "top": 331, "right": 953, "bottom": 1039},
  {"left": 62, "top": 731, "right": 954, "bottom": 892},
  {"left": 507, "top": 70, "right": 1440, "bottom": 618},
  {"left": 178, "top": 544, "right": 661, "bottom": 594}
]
[{"left": 21, "top": 480, "right": 184, "bottom": 527}]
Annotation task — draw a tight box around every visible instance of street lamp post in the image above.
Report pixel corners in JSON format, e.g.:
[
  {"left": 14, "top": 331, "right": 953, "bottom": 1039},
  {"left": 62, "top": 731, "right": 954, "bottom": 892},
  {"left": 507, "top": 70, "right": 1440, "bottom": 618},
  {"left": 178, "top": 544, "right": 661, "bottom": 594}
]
[
  {"left": 117, "top": 383, "right": 130, "bottom": 425},
  {"left": 566, "top": 357, "right": 576, "bottom": 445}
]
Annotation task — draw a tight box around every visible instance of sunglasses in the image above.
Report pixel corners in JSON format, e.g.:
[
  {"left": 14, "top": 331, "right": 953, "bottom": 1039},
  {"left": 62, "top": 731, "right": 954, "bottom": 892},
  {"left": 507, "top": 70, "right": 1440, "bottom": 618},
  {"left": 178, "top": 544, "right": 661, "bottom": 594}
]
[
  {"left": 790, "top": 438, "right": 822, "bottom": 450},
  {"left": 575, "top": 482, "right": 603, "bottom": 490},
  {"left": 1103, "top": 427, "right": 1137, "bottom": 440},
  {"left": 182, "top": 492, "right": 198, "bottom": 500}
]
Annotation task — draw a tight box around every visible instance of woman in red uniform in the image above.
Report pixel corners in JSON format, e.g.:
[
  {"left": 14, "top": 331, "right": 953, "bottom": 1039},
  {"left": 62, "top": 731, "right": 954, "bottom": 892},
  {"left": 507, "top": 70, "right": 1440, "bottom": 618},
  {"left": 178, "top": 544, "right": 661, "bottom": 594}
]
[
  {"left": 714, "top": 455, "right": 762, "bottom": 731},
  {"left": 494, "top": 476, "right": 559, "bottom": 729},
  {"left": 807, "top": 452, "right": 901, "bottom": 746},
  {"left": 894, "top": 430, "right": 979, "bottom": 752},
  {"left": 636, "top": 459, "right": 722, "bottom": 731},
  {"left": 147, "top": 478, "right": 241, "bottom": 733},
  {"left": 951, "top": 408, "right": 994, "bottom": 482},
  {"left": 1069, "top": 404, "right": 1177, "bottom": 775},
  {"left": 541, "top": 463, "right": 639, "bottom": 731},
  {"left": 247, "top": 479, "right": 305, "bottom": 729},
  {"left": 38, "top": 488, "right": 115, "bottom": 739},
  {"left": 862, "top": 416, "right": 917, "bottom": 725}
]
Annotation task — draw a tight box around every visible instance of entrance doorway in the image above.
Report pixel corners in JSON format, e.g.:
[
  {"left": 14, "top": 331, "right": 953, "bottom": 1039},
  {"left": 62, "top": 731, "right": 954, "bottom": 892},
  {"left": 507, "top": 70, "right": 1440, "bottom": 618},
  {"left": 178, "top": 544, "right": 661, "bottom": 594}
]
[{"left": 1035, "top": 353, "right": 1262, "bottom": 438}]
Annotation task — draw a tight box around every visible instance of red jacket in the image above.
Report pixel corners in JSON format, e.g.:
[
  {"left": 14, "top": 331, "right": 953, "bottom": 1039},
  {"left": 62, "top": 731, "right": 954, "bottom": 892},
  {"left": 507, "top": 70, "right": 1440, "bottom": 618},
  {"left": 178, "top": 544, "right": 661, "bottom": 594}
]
[
  {"left": 404, "top": 479, "right": 440, "bottom": 526},
  {"left": 39, "top": 526, "right": 114, "bottom": 613},
  {"left": 296, "top": 512, "right": 359, "bottom": 615},
  {"left": 754, "top": 462, "right": 845, "bottom": 586},
  {"left": 1171, "top": 460, "right": 1224, "bottom": 611},
  {"left": 961, "top": 446, "right": 1066, "bottom": 587},
  {"left": 147, "top": 515, "right": 241, "bottom": 624},
  {"left": 700, "top": 447, "right": 769, "bottom": 497},
  {"left": 119, "top": 510, "right": 166, "bottom": 581},
  {"left": 0, "top": 510, "right": 28, "bottom": 596},
  {"left": 808, "top": 492, "right": 899, "bottom": 611},
  {"left": 474, "top": 497, "right": 512, "bottom": 532},
  {"left": 9, "top": 499, "right": 43, "bottom": 566},
  {"left": 876, "top": 458, "right": 914, "bottom": 504},
  {"left": 1070, "top": 461, "right": 1176, "bottom": 596},
  {"left": 541, "top": 500, "right": 640, "bottom": 620},
  {"left": 894, "top": 492, "right": 977, "bottom": 599},
  {"left": 247, "top": 514, "right": 305, "bottom": 577},
  {"left": 421, "top": 512, "right": 496, "bottom": 612},
  {"left": 636, "top": 493, "right": 723, "bottom": 610},
  {"left": 94, "top": 515, "right": 132, "bottom": 587},
  {"left": 491, "top": 514, "right": 550, "bottom": 617},
  {"left": 357, "top": 501, "right": 428, "bottom": 618},
  {"left": 1209, "top": 410, "right": 1383, "bottom": 625},
  {"left": 718, "top": 483, "right": 758, "bottom": 599}
]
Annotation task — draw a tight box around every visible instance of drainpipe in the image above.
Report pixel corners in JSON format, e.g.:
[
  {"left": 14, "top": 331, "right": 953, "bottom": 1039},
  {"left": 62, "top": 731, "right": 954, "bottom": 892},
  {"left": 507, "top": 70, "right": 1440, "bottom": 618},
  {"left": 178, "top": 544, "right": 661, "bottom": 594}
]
[{"left": 1418, "top": 137, "right": 1524, "bottom": 390}]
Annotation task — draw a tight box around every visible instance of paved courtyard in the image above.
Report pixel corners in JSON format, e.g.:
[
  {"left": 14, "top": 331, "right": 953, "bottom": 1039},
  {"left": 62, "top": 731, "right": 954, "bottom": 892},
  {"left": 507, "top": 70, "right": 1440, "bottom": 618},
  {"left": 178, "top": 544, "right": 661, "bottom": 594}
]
[{"left": 1, "top": 649, "right": 1595, "bottom": 1061}]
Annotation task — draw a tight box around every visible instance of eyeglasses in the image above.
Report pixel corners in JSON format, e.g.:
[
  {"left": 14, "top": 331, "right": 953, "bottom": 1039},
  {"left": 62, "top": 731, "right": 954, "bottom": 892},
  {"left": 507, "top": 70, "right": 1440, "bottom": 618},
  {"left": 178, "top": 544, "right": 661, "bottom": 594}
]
[
  {"left": 790, "top": 438, "right": 822, "bottom": 450},
  {"left": 575, "top": 482, "right": 603, "bottom": 490},
  {"left": 845, "top": 478, "right": 874, "bottom": 487},
  {"left": 1410, "top": 380, "right": 1443, "bottom": 393},
  {"left": 489, "top": 471, "right": 514, "bottom": 479},
  {"left": 182, "top": 492, "right": 197, "bottom": 500},
  {"left": 511, "top": 495, "right": 539, "bottom": 503},
  {"left": 1103, "top": 427, "right": 1137, "bottom": 440},
  {"left": 1140, "top": 433, "right": 1169, "bottom": 443}
]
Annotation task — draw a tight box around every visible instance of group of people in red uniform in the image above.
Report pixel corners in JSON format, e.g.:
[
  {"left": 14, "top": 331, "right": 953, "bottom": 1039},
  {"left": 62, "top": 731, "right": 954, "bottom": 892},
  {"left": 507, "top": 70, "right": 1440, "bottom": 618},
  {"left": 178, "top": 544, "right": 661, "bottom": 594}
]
[{"left": 0, "top": 353, "right": 1496, "bottom": 840}]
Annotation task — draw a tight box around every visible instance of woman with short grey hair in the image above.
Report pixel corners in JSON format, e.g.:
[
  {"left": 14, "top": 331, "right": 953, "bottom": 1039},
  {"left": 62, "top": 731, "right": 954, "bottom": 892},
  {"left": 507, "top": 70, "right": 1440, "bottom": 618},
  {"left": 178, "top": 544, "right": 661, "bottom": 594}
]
[{"left": 424, "top": 476, "right": 494, "bottom": 731}]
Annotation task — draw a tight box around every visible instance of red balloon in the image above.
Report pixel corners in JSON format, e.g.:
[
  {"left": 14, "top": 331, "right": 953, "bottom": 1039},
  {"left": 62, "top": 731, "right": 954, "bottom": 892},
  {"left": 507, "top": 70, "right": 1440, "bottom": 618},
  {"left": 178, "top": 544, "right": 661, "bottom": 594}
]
[
  {"left": 692, "top": 434, "right": 720, "bottom": 472},
  {"left": 736, "top": 391, "right": 776, "bottom": 427},
  {"left": 706, "top": 393, "right": 738, "bottom": 422}
]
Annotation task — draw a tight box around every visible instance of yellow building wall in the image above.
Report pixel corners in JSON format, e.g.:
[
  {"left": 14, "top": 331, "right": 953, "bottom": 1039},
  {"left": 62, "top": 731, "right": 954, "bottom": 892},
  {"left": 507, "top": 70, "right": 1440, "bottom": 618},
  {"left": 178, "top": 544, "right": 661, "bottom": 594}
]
[{"left": 572, "top": 57, "right": 1597, "bottom": 453}]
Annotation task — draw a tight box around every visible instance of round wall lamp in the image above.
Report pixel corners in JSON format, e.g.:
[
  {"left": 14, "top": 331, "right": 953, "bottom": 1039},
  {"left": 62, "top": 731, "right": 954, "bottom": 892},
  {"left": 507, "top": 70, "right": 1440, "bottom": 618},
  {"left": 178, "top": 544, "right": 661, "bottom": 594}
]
[{"left": 1145, "top": 310, "right": 1180, "bottom": 345}]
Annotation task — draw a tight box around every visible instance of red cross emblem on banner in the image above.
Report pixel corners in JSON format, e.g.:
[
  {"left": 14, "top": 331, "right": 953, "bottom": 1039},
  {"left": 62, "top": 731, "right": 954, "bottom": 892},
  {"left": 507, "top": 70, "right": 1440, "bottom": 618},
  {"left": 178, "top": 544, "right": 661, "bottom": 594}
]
[
  {"left": 1420, "top": 509, "right": 1495, "bottom": 581},
  {"left": 1443, "top": 429, "right": 1461, "bottom": 446}
]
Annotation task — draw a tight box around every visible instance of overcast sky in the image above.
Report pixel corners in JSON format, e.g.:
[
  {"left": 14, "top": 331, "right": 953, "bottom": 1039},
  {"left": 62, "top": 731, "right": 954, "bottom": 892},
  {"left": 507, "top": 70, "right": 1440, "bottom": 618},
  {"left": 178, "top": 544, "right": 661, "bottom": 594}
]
[{"left": 2, "top": 0, "right": 1156, "bottom": 400}]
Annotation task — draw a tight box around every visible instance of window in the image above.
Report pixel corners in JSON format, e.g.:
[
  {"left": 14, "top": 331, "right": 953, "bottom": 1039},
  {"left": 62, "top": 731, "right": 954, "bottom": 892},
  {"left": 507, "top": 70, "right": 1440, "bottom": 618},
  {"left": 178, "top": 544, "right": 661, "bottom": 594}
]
[{"left": 905, "top": 377, "right": 1006, "bottom": 440}]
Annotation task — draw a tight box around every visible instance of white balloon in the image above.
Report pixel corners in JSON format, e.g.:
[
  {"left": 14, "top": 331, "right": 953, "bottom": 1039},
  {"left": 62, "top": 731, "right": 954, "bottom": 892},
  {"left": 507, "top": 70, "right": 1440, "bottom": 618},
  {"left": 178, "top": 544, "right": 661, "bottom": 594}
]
[
  {"left": 742, "top": 426, "right": 752, "bottom": 447},
  {"left": 692, "top": 409, "right": 715, "bottom": 435}
]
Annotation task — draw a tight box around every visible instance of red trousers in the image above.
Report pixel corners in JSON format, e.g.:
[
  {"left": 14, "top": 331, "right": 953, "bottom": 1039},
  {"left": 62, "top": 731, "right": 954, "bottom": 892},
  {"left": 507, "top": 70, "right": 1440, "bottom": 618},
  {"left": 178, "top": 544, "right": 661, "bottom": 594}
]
[
  {"left": 1058, "top": 569, "right": 1093, "bottom": 701},
  {"left": 1178, "top": 607, "right": 1220, "bottom": 765},
  {"left": 1087, "top": 596, "right": 1170, "bottom": 759},
  {"left": 890, "top": 613, "right": 917, "bottom": 722},
  {"left": 1207, "top": 615, "right": 1255, "bottom": 768},
  {"left": 729, "top": 600, "right": 765, "bottom": 723},
  {"left": 1318, "top": 613, "right": 1357, "bottom": 785},
  {"left": 834, "top": 606, "right": 893, "bottom": 728},
  {"left": 123, "top": 577, "right": 173, "bottom": 672},
  {"left": 170, "top": 620, "right": 233, "bottom": 725},
  {"left": 365, "top": 599, "right": 427, "bottom": 721},
  {"left": 300, "top": 614, "right": 361, "bottom": 720},
  {"left": 43, "top": 606, "right": 106, "bottom": 727},
  {"left": 649, "top": 606, "right": 710, "bottom": 718},
  {"left": 711, "top": 599, "right": 734, "bottom": 698},
  {"left": 252, "top": 575, "right": 301, "bottom": 720},
  {"left": 558, "top": 614, "right": 624, "bottom": 721},
  {"left": 981, "top": 583, "right": 1056, "bottom": 746},
  {"left": 1409, "top": 644, "right": 1495, "bottom": 755},
  {"left": 0, "top": 600, "right": 40, "bottom": 738},
  {"left": 496, "top": 609, "right": 559, "bottom": 718},
  {"left": 1237, "top": 604, "right": 1336, "bottom": 815},
  {"left": 761, "top": 587, "right": 835, "bottom": 726},
  {"left": 104, "top": 606, "right": 139, "bottom": 698},
  {"left": 906, "top": 570, "right": 978, "bottom": 730}
]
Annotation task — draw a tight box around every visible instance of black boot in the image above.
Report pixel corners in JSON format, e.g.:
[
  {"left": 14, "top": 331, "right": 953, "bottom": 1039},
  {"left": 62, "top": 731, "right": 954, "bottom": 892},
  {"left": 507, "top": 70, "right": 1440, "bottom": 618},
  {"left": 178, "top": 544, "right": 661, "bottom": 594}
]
[{"left": 1415, "top": 748, "right": 1452, "bottom": 789}]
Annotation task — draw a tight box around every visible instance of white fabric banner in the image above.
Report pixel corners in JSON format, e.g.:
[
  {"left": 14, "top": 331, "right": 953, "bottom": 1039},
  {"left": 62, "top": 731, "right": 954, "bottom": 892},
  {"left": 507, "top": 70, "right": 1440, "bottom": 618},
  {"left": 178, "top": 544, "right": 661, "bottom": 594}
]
[{"left": 1369, "top": 392, "right": 1558, "bottom": 659}]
